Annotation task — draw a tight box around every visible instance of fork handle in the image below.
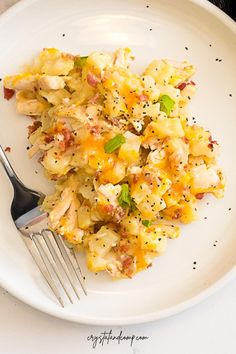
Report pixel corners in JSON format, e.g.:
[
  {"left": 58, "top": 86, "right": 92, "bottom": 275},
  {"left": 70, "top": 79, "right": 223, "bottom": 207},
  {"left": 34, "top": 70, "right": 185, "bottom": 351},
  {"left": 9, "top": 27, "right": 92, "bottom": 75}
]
[{"left": 0, "top": 145, "right": 20, "bottom": 181}]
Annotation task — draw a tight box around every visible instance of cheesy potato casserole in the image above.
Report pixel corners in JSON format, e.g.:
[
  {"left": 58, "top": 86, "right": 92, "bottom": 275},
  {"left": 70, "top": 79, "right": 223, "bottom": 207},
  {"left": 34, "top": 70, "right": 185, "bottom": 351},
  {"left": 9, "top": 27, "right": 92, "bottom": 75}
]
[{"left": 4, "top": 48, "right": 224, "bottom": 278}]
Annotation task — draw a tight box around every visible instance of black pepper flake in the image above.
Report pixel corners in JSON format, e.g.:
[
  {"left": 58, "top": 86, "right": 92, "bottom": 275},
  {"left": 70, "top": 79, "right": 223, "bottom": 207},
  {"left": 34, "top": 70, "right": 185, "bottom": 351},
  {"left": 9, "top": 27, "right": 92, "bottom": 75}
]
[
  {"left": 146, "top": 5, "right": 149, "bottom": 8},
  {"left": 149, "top": 28, "right": 152, "bottom": 31},
  {"left": 26, "top": 146, "right": 30, "bottom": 150},
  {"left": 35, "top": 170, "right": 38, "bottom": 174},
  {"left": 193, "top": 267, "right": 196, "bottom": 270},
  {"left": 193, "top": 261, "right": 197, "bottom": 265},
  {"left": 228, "top": 207, "right": 232, "bottom": 211},
  {"left": 62, "top": 33, "right": 65, "bottom": 37},
  {"left": 185, "top": 46, "right": 188, "bottom": 50},
  {"left": 213, "top": 244, "right": 216, "bottom": 247},
  {"left": 209, "top": 44, "right": 212, "bottom": 47},
  {"left": 204, "top": 216, "right": 207, "bottom": 220},
  {"left": 0, "top": 78, "right": 2, "bottom": 81},
  {"left": 229, "top": 94, "right": 232, "bottom": 97}
]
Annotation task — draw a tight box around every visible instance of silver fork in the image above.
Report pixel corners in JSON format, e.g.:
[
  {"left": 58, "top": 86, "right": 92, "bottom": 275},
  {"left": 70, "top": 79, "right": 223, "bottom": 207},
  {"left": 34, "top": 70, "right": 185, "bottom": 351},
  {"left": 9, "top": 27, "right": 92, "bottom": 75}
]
[{"left": 0, "top": 145, "right": 87, "bottom": 306}]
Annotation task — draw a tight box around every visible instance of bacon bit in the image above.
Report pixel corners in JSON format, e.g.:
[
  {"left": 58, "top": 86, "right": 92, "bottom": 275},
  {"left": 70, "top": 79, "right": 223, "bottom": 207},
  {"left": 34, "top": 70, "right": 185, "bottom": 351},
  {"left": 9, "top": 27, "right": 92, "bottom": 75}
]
[
  {"left": 137, "top": 93, "right": 148, "bottom": 102},
  {"left": 208, "top": 143, "right": 214, "bottom": 151},
  {"left": 177, "top": 82, "right": 187, "bottom": 90},
  {"left": 172, "top": 209, "right": 182, "bottom": 219},
  {"left": 208, "top": 135, "right": 218, "bottom": 150},
  {"left": 182, "top": 136, "right": 189, "bottom": 144},
  {"left": 59, "top": 128, "right": 74, "bottom": 150},
  {"left": 44, "top": 135, "right": 54, "bottom": 144},
  {"left": 27, "top": 121, "right": 42, "bottom": 136},
  {"left": 59, "top": 141, "right": 66, "bottom": 150},
  {"left": 119, "top": 244, "right": 130, "bottom": 253},
  {"left": 177, "top": 81, "right": 196, "bottom": 90},
  {"left": 102, "top": 204, "right": 126, "bottom": 223},
  {"left": 211, "top": 140, "right": 218, "bottom": 145},
  {"left": 62, "top": 128, "right": 72, "bottom": 143},
  {"left": 122, "top": 256, "right": 133, "bottom": 269},
  {"left": 133, "top": 174, "right": 138, "bottom": 183},
  {"left": 126, "top": 123, "right": 137, "bottom": 134},
  {"left": 90, "top": 125, "right": 100, "bottom": 136},
  {"left": 196, "top": 193, "right": 204, "bottom": 200},
  {"left": 4, "top": 146, "right": 11, "bottom": 153},
  {"left": 3, "top": 87, "right": 15, "bottom": 100},
  {"left": 87, "top": 72, "right": 101, "bottom": 88},
  {"left": 113, "top": 206, "right": 126, "bottom": 223},
  {"left": 103, "top": 204, "right": 114, "bottom": 214}
]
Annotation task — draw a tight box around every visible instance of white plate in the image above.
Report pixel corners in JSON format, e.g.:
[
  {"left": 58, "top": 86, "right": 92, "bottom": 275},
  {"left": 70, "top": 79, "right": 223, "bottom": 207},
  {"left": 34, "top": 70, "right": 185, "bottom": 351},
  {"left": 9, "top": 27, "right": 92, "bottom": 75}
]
[{"left": 0, "top": 0, "right": 236, "bottom": 325}]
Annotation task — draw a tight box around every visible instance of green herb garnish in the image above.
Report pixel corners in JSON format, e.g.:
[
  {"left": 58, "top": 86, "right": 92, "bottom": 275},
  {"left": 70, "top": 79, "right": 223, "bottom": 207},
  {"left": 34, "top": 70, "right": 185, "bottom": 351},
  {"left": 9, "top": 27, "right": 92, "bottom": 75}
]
[
  {"left": 74, "top": 56, "right": 88, "bottom": 68},
  {"left": 104, "top": 134, "right": 126, "bottom": 154},
  {"left": 118, "top": 184, "right": 135, "bottom": 210},
  {"left": 159, "top": 95, "right": 175, "bottom": 116},
  {"left": 142, "top": 220, "right": 152, "bottom": 227}
]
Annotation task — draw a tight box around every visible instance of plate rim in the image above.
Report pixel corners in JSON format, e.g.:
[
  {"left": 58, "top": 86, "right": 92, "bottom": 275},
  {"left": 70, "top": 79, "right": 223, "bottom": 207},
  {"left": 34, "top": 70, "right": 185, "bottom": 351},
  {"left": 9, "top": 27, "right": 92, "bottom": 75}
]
[{"left": 0, "top": 0, "right": 236, "bottom": 325}]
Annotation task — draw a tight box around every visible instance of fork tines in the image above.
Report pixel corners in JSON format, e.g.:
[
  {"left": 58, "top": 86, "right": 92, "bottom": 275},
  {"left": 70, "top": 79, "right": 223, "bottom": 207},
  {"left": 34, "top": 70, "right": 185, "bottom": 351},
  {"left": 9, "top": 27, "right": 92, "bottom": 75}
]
[{"left": 22, "top": 229, "right": 87, "bottom": 307}]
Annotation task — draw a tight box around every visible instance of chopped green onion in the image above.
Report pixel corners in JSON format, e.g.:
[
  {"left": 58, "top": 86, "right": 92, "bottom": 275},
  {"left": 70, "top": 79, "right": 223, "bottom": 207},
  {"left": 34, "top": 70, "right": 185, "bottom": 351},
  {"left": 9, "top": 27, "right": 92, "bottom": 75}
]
[
  {"left": 74, "top": 56, "right": 88, "bottom": 68},
  {"left": 118, "top": 184, "right": 131, "bottom": 207},
  {"left": 159, "top": 95, "right": 175, "bottom": 116},
  {"left": 142, "top": 220, "right": 152, "bottom": 227},
  {"left": 118, "top": 184, "right": 136, "bottom": 211},
  {"left": 104, "top": 134, "right": 126, "bottom": 154}
]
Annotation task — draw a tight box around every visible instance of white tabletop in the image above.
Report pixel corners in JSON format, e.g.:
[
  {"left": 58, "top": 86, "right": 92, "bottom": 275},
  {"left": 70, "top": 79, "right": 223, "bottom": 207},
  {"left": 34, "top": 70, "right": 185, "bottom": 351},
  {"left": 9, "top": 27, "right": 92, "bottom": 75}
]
[
  {"left": 0, "top": 280, "right": 236, "bottom": 354},
  {"left": 0, "top": 1, "right": 236, "bottom": 353}
]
